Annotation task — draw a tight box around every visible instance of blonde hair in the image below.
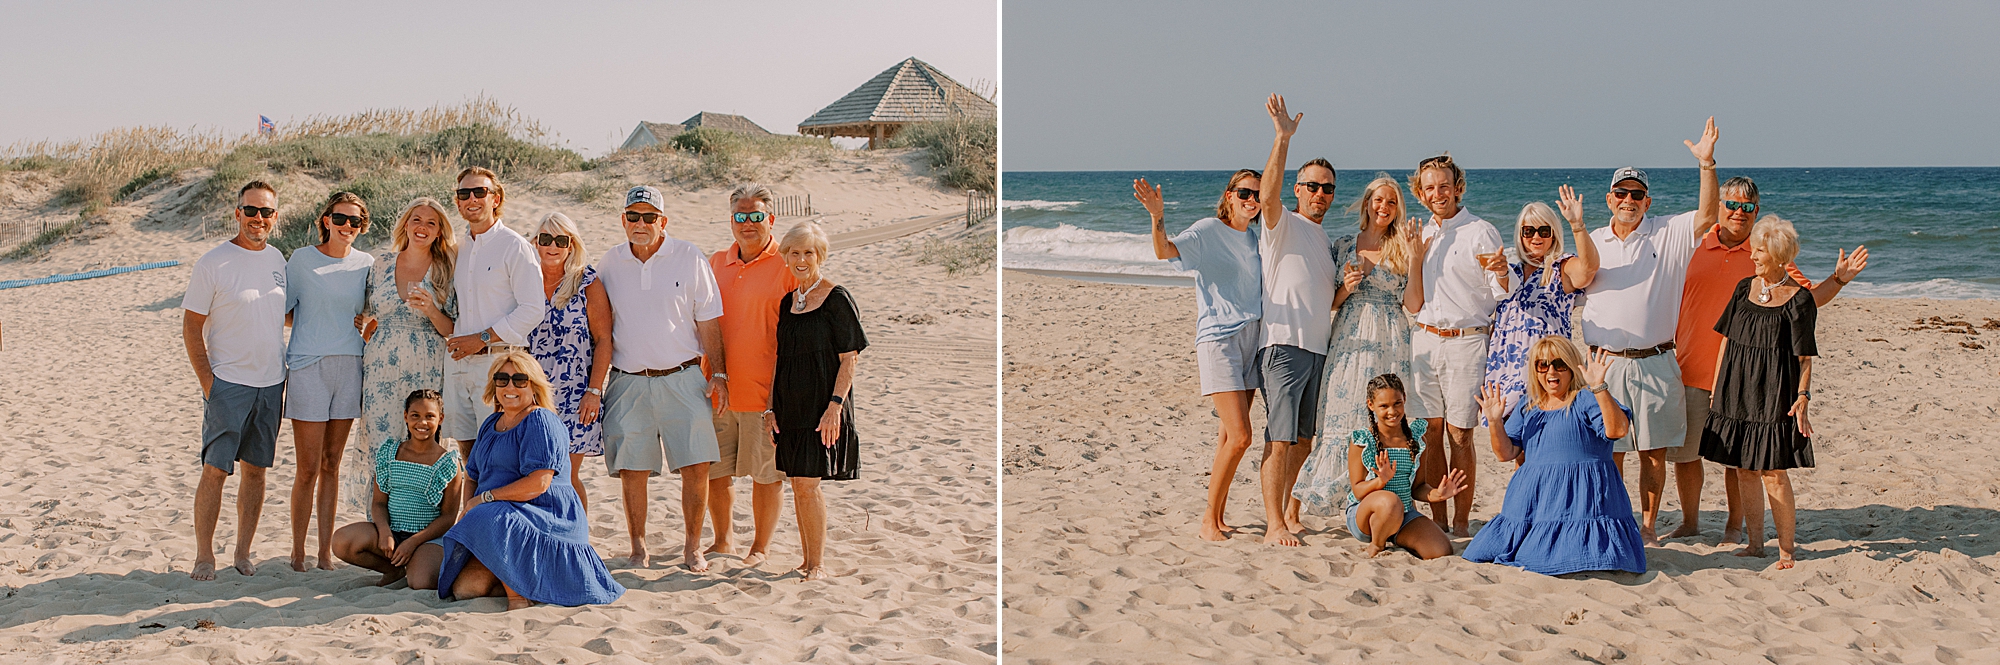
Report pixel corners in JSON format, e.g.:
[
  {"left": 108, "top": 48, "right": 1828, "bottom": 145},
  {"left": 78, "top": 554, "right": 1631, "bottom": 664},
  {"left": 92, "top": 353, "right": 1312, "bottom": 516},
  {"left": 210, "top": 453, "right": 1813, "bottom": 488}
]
[
  {"left": 481, "top": 350, "right": 555, "bottom": 412},
  {"left": 455, "top": 166, "right": 506, "bottom": 218},
  {"left": 1750, "top": 215, "right": 1800, "bottom": 265},
  {"left": 1515, "top": 202, "right": 1567, "bottom": 287},
  {"left": 1524, "top": 335, "right": 1587, "bottom": 408},
  {"left": 391, "top": 197, "right": 457, "bottom": 298},
  {"left": 1342, "top": 175, "right": 1413, "bottom": 275},
  {"left": 535, "top": 212, "right": 589, "bottom": 307},
  {"left": 779, "top": 220, "right": 830, "bottom": 259}
]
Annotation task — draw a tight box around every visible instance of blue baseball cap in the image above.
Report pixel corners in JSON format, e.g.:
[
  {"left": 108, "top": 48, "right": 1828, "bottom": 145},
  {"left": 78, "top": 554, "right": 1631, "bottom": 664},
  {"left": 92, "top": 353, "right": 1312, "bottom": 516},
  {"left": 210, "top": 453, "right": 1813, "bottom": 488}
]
[{"left": 625, "top": 185, "right": 666, "bottom": 212}]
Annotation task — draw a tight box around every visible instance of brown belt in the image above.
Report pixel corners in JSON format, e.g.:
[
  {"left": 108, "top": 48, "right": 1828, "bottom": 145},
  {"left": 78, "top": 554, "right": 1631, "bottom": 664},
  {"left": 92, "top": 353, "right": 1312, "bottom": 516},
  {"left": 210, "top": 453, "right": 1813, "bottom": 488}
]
[
  {"left": 616, "top": 358, "right": 702, "bottom": 377},
  {"left": 1416, "top": 322, "right": 1490, "bottom": 338},
  {"left": 1591, "top": 341, "right": 1676, "bottom": 359}
]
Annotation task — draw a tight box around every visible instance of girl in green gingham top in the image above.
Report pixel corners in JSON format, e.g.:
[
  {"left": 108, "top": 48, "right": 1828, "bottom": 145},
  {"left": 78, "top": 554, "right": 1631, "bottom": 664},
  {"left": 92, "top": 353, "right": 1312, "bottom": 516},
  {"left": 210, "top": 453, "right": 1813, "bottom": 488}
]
[{"left": 332, "top": 390, "right": 463, "bottom": 587}]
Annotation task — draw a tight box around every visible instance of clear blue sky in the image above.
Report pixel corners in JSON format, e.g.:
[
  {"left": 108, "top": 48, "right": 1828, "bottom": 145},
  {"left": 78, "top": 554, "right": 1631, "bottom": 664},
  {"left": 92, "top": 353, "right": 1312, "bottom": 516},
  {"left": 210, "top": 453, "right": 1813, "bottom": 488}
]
[
  {"left": 1002, "top": 0, "right": 2000, "bottom": 171},
  {"left": 0, "top": 0, "right": 996, "bottom": 155}
]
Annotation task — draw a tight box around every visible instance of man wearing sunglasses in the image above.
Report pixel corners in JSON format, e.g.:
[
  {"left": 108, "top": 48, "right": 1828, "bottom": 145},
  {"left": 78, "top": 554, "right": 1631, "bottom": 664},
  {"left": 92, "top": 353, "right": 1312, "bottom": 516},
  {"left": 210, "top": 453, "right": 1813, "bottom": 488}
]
[
  {"left": 182, "top": 180, "right": 289, "bottom": 580},
  {"left": 441, "top": 167, "right": 547, "bottom": 452},
  {"left": 597, "top": 185, "right": 730, "bottom": 572},
  {"left": 702, "top": 183, "right": 794, "bottom": 566},
  {"left": 1251, "top": 94, "right": 1342, "bottom": 546}
]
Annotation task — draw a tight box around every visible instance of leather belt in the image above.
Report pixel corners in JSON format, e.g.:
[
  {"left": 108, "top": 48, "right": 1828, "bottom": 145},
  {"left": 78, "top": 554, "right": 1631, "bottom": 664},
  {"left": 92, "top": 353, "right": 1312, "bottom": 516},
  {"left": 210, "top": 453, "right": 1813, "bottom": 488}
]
[
  {"left": 616, "top": 358, "right": 702, "bottom": 377},
  {"left": 1416, "top": 322, "right": 1490, "bottom": 338},
  {"left": 1591, "top": 341, "right": 1676, "bottom": 359}
]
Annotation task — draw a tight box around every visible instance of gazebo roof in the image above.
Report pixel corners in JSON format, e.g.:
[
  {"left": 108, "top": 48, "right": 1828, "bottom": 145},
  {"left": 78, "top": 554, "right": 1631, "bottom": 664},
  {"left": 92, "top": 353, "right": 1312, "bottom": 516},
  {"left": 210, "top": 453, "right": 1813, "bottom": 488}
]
[{"left": 798, "top": 57, "right": 995, "bottom": 129}]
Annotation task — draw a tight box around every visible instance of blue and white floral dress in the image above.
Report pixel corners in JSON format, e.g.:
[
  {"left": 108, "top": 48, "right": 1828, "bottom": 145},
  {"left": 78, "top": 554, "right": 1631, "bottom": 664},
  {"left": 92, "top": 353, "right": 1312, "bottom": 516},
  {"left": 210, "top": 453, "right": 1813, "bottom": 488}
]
[
  {"left": 348, "top": 252, "right": 455, "bottom": 516},
  {"left": 527, "top": 266, "right": 603, "bottom": 456},
  {"left": 1296, "top": 235, "right": 1414, "bottom": 515},
  {"left": 1482, "top": 255, "right": 1579, "bottom": 423}
]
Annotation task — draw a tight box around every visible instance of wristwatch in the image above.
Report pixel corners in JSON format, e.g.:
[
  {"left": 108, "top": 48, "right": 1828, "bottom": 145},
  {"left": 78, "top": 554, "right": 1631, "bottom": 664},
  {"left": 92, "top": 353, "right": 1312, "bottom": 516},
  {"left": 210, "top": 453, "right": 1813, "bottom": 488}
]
[
  {"left": 1797, "top": 390, "right": 1811, "bottom": 400},
  {"left": 829, "top": 394, "right": 845, "bottom": 406},
  {"left": 478, "top": 330, "right": 491, "bottom": 343},
  {"left": 479, "top": 490, "right": 495, "bottom": 503},
  {"left": 585, "top": 386, "right": 604, "bottom": 397},
  {"left": 1588, "top": 382, "right": 1609, "bottom": 393},
  {"left": 711, "top": 372, "right": 729, "bottom": 381}
]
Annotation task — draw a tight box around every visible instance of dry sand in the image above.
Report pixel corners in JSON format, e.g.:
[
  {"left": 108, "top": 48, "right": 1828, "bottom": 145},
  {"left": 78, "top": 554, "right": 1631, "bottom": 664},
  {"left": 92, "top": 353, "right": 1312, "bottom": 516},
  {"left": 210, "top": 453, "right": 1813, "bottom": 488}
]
[
  {"left": 1003, "top": 271, "right": 2000, "bottom": 663},
  {"left": 0, "top": 154, "right": 997, "bottom": 663}
]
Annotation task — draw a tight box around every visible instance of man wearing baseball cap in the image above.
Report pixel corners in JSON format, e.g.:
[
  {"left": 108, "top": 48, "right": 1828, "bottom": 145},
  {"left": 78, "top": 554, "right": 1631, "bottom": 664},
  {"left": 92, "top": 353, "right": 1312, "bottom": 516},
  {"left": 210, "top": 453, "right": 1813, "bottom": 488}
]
[{"left": 595, "top": 185, "right": 730, "bottom": 572}]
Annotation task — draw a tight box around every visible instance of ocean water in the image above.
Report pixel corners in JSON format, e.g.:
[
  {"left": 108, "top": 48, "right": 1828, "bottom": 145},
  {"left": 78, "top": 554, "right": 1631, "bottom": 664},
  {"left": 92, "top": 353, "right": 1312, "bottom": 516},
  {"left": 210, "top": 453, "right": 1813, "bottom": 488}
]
[{"left": 1002, "top": 168, "right": 2000, "bottom": 299}]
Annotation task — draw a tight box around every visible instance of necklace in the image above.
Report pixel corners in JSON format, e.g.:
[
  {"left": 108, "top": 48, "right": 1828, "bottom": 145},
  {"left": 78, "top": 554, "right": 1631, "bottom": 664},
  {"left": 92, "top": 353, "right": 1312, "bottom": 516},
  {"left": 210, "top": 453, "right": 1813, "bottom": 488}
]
[
  {"left": 792, "top": 275, "right": 823, "bottom": 314},
  {"left": 1756, "top": 274, "right": 1790, "bottom": 303}
]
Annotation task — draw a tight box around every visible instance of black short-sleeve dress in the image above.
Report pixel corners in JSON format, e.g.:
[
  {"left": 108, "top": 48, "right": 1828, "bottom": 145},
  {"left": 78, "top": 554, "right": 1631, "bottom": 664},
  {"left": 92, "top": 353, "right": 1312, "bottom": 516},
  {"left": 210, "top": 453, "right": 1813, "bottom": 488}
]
[
  {"left": 1699, "top": 276, "right": 1818, "bottom": 470},
  {"left": 771, "top": 285, "right": 868, "bottom": 480}
]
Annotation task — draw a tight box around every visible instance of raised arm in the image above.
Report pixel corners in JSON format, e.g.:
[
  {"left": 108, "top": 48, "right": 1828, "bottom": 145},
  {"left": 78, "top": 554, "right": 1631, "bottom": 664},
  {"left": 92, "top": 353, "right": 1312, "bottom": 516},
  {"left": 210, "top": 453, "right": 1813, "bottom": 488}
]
[
  {"left": 1260, "top": 94, "right": 1299, "bottom": 230},
  {"left": 1347, "top": 443, "right": 1392, "bottom": 498},
  {"left": 1582, "top": 349, "right": 1629, "bottom": 440},
  {"left": 1807, "top": 246, "right": 1869, "bottom": 307},
  {"left": 1474, "top": 384, "right": 1521, "bottom": 462},
  {"left": 1687, "top": 116, "right": 1720, "bottom": 238},
  {"left": 1557, "top": 184, "right": 1598, "bottom": 291},
  {"left": 1136, "top": 178, "right": 1180, "bottom": 260}
]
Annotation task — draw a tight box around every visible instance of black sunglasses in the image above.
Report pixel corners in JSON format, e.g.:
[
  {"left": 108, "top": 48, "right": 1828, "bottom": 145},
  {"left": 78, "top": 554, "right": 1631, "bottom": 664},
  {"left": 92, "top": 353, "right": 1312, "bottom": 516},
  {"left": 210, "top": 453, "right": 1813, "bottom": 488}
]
[
  {"left": 623, "top": 211, "right": 662, "bottom": 224},
  {"left": 1298, "top": 182, "right": 1335, "bottom": 195},
  {"left": 535, "top": 233, "right": 572, "bottom": 248},
  {"left": 1533, "top": 359, "right": 1571, "bottom": 373},
  {"left": 732, "top": 211, "right": 769, "bottom": 224},
  {"left": 1521, "top": 225, "right": 1555, "bottom": 239},
  {"left": 1611, "top": 188, "right": 1648, "bottom": 200},
  {"left": 327, "top": 212, "right": 367, "bottom": 228},
  {"left": 1724, "top": 200, "right": 1759, "bottom": 213},
  {"left": 492, "top": 372, "right": 532, "bottom": 388},
  {"left": 239, "top": 206, "right": 276, "bottom": 219},
  {"left": 455, "top": 186, "right": 492, "bottom": 201},
  {"left": 1230, "top": 188, "right": 1260, "bottom": 202}
]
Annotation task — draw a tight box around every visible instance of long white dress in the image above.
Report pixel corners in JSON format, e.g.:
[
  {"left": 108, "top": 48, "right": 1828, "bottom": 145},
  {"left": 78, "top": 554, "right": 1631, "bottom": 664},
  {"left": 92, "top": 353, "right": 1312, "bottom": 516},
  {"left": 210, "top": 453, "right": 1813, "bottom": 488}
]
[{"left": 1293, "top": 235, "right": 1414, "bottom": 516}]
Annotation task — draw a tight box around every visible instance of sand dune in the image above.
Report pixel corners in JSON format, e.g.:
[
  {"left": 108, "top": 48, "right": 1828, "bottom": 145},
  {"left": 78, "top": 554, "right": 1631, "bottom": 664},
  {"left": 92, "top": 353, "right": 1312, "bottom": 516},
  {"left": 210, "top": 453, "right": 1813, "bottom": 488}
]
[{"left": 1002, "top": 271, "right": 2000, "bottom": 663}]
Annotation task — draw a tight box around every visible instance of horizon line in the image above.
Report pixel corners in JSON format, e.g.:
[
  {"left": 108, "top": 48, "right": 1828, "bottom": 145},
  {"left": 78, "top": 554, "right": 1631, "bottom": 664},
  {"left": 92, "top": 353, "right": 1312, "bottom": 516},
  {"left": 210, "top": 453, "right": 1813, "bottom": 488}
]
[{"left": 1002, "top": 165, "right": 2000, "bottom": 173}]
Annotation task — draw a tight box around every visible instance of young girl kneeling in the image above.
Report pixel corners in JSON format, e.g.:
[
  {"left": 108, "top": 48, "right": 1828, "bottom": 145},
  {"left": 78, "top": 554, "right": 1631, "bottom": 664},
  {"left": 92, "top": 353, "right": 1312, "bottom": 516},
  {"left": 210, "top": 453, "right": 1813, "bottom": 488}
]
[
  {"left": 1346, "top": 374, "right": 1467, "bottom": 559},
  {"left": 331, "top": 390, "right": 463, "bottom": 587}
]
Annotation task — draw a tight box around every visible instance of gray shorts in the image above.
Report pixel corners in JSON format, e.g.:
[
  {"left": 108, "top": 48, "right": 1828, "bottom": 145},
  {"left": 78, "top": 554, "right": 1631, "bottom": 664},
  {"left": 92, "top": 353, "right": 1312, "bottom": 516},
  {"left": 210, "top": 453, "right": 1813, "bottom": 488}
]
[
  {"left": 603, "top": 369, "right": 722, "bottom": 474},
  {"left": 1260, "top": 344, "right": 1326, "bottom": 443},
  {"left": 285, "top": 355, "right": 361, "bottom": 422},
  {"left": 1195, "top": 327, "right": 1262, "bottom": 395},
  {"left": 1674, "top": 386, "right": 1708, "bottom": 464},
  {"left": 202, "top": 378, "right": 284, "bottom": 474},
  {"left": 1605, "top": 352, "right": 1687, "bottom": 453}
]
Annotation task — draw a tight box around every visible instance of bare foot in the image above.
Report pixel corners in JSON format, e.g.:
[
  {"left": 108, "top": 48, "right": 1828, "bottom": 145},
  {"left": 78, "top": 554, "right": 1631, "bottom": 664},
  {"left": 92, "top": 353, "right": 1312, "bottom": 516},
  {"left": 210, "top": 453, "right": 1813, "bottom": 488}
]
[
  {"left": 373, "top": 569, "right": 408, "bottom": 587},
  {"left": 704, "top": 540, "right": 735, "bottom": 556},
  {"left": 742, "top": 550, "right": 769, "bottom": 567},
  {"left": 1639, "top": 526, "right": 1659, "bottom": 546},
  {"left": 1733, "top": 545, "right": 1767, "bottom": 558},
  {"left": 506, "top": 596, "right": 535, "bottom": 611},
  {"left": 1776, "top": 553, "right": 1796, "bottom": 570},
  {"left": 316, "top": 555, "right": 338, "bottom": 571},
  {"left": 624, "top": 548, "right": 651, "bottom": 569},
  {"left": 1451, "top": 523, "right": 1470, "bottom": 538},
  {"left": 799, "top": 565, "right": 828, "bottom": 581},
  {"left": 1363, "top": 543, "right": 1385, "bottom": 558},
  {"left": 1199, "top": 522, "right": 1230, "bottom": 542},
  {"left": 1283, "top": 517, "right": 1306, "bottom": 535},
  {"left": 1262, "top": 530, "right": 1301, "bottom": 547},
  {"left": 233, "top": 558, "right": 256, "bottom": 577},
  {"left": 685, "top": 548, "right": 710, "bottom": 573},
  {"left": 1719, "top": 527, "right": 1744, "bottom": 546},
  {"left": 289, "top": 553, "right": 308, "bottom": 572},
  {"left": 191, "top": 559, "right": 217, "bottom": 581},
  {"left": 1665, "top": 522, "right": 1701, "bottom": 539}
]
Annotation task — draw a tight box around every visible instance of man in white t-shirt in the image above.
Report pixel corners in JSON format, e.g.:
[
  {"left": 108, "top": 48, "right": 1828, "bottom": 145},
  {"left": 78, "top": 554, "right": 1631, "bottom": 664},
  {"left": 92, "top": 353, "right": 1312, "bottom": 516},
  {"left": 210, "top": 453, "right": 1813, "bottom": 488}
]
[
  {"left": 1577, "top": 119, "right": 1723, "bottom": 544},
  {"left": 596, "top": 185, "right": 730, "bottom": 572},
  {"left": 1402, "top": 154, "right": 1514, "bottom": 536},
  {"left": 441, "top": 167, "right": 546, "bottom": 444},
  {"left": 1253, "top": 94, "right": 1341, "bottom": 546},
  {"left": 182, "top": 180, "right": 289, "bottom": 581}
]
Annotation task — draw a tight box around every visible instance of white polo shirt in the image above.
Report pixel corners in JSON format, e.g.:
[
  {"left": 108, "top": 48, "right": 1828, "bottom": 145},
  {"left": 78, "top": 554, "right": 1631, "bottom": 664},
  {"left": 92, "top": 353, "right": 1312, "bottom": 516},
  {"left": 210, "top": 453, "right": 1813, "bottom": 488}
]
[
  {"left": 1259, "top": 208, "right": 1339, "bottom": 352},
  {"left": 453, "top": 219, "right": 545, "bottom": 345},
  {"left": 1415, "top": 207, "right": 1514, "bottom": 330},
  {"left": 598, "top": 237, "right": 724, "bottom": 372},
  {"left": 183, "top": 241, "right": 289, "bottom": 388},
  {"left": 1580, "top": 211, "right": 1700, "bottom": 351}
]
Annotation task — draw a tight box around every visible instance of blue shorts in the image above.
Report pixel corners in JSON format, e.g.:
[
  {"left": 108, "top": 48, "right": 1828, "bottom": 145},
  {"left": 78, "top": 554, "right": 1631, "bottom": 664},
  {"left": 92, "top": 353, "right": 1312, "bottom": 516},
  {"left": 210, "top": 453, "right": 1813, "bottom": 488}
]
[
  {"left": 1345, "top": 499, "right": 1423, "bottom": 540},
  {"left": 201, "top": 378, "right": 284, "bottom": 474}
]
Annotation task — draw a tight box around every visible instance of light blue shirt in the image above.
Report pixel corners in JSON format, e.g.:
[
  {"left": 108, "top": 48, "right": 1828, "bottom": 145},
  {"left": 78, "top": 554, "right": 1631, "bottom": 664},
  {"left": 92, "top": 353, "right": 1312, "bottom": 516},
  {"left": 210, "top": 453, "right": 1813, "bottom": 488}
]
[
  {"left": 1167, "top": 217, "right": 1262, "bottom": 343},
  {"left": 285, "top": 245, "right": 375, "bottom": 370}
]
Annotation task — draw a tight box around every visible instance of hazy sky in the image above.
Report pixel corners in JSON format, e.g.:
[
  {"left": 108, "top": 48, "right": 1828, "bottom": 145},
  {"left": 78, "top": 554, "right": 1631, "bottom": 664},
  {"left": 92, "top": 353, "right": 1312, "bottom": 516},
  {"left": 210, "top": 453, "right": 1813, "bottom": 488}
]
[
  {"left": 1, "top": 0, "right": 996, "bottom": 155},
  {"left": 1003, "top": 1, "right": 2000, "bottom": 171}
]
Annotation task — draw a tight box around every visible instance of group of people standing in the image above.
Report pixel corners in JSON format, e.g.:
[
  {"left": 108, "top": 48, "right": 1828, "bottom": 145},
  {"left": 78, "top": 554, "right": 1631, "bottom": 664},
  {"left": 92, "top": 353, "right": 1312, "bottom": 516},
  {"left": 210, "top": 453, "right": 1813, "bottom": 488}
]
[
  {"left": 1151, "top": 95, "right": 1870, "bottom": 574},
  {"left": 181, "top": 168, "right": 866, "bottom": 608}
]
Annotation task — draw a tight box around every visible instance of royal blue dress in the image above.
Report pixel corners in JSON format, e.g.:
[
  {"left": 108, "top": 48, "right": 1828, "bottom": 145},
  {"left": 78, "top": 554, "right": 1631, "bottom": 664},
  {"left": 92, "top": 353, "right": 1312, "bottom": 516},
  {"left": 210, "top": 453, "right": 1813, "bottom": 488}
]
[
  {"left": 436, "top": 408, "right": 624, "bottom": 606},
  {"left": 1461, "top": 394, "right": 1647, "bottom": 576}
]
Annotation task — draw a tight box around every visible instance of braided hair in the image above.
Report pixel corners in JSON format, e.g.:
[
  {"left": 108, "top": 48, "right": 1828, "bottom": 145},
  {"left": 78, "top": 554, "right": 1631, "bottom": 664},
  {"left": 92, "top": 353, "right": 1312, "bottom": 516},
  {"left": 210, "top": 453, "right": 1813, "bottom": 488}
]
[{"left": 1365, "top": 373, "right": 1415, "bottom": 446}]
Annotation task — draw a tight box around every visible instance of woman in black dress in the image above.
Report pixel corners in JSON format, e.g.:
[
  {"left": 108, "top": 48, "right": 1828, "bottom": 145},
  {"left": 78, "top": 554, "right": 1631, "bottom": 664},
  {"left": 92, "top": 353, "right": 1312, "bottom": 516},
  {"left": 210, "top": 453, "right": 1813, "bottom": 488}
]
[
  {"left": 763, "top": 221, "right": 865, "bottom": 581},
  {"left": 1699, "top": 216, "right": 1816, "bottom": 570}
]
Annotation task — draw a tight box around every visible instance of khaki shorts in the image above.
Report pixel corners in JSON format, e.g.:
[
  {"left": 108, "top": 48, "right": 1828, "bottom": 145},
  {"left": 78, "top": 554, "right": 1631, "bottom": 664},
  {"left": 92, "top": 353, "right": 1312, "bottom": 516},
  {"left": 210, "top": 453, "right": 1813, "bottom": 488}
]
[
  {"left": 1671, "top": 386, "right": 1708, "bottom": 464},
  {"left": 711, "top": 410, "right": 782, "bottom": 484}
]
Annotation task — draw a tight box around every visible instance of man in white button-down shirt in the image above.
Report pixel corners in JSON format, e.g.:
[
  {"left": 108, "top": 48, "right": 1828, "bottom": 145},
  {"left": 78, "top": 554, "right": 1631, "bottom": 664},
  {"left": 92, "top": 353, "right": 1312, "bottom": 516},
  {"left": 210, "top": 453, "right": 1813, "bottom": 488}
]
[
  {"left": 1401, "top": 154, "right": 1514, "bottom": 536},
  {"left": 442, "top": 167, "right": 546, "bottom": 444}
]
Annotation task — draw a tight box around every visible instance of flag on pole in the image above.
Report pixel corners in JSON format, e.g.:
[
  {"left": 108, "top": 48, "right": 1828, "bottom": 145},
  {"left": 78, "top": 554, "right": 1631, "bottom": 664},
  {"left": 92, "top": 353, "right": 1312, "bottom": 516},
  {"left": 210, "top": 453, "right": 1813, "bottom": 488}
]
[{"left": 258, "top": 115, "right": 276, "bottom": 137}]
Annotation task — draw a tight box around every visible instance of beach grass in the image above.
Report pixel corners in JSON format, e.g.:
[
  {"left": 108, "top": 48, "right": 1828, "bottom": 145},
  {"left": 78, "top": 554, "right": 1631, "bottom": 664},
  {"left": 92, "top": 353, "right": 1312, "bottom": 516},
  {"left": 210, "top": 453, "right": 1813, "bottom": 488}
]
[
  {"left": 892, "top": 114, "right": 996, "bottom": 193},
  {"left": 913, "top": 220, "right": 996, "bottom": 275}
]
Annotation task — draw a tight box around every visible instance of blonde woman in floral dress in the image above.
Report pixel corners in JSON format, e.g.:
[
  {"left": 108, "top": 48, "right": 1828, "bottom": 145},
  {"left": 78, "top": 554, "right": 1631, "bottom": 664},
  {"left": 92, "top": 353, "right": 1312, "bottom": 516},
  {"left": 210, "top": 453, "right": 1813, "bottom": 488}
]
[{"left": 348, "top": 198, "right": 458, "bottom": 517}]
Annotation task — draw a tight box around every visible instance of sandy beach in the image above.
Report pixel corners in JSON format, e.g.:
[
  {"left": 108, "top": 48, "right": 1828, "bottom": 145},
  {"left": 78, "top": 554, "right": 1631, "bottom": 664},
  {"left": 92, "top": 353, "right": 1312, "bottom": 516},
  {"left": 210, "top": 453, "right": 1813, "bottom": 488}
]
[
  {"left": 0, "top": 152, "right": 997, "bottom": 662},
  {"left": 1002, "top": 271, "right": 2000, "bottom": 663}
]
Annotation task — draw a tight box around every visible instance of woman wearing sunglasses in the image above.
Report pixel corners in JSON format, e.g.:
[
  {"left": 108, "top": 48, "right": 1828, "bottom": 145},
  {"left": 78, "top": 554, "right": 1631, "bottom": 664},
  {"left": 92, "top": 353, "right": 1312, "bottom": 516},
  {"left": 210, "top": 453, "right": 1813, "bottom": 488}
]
[
  {"left": 1478, "top": 186, "right": 1600, "bottom": 432},
  {"left": 283, "top": 191, "right": 378, "bottom": 572},
  {"left": 435, "top": 350, "right": 623, "bottom": 609},
  {"left": 524, "top": 212, "right": 611, "bottom": 512},
  {"left": 348, "top": 197, "right": 458, "bottom": 526},
  {"left": 1463, "top": 337, "right": 1646, "bottom": 576}
]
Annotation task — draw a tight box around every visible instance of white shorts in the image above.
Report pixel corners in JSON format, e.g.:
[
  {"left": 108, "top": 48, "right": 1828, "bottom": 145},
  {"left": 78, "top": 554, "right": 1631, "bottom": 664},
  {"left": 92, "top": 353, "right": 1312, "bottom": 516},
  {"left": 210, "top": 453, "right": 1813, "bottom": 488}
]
[
  {"left": 442, "top": 348, "right": 519, "bottom": 441},
  {"left": 1409, "top": 329, "right": 1487, "bottom": 429},
  {"left": 1604, "top": 352, "right": 1687, "bottom": 453}
]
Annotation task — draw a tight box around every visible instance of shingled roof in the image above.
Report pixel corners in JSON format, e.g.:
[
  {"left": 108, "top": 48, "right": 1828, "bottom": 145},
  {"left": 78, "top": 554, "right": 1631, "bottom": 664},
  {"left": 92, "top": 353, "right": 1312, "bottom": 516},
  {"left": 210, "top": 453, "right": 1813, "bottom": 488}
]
[
  {"left": 798, "top": 57, "right": 995, "bottom": 129},
  {"left": 680, "top": 112, "right": 771, "bottom": 135}
]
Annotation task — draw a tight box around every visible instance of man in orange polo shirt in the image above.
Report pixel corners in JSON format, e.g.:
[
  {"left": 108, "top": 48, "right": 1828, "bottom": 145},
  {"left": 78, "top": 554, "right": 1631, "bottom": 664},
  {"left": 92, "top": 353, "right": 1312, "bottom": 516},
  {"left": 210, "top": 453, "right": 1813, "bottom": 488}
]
[
  {"left": 704, "top": 183, "right": 797, "bottom": 566},
  {"left": 1668, "top": 174, "right": 1869, "bottom": 543}
]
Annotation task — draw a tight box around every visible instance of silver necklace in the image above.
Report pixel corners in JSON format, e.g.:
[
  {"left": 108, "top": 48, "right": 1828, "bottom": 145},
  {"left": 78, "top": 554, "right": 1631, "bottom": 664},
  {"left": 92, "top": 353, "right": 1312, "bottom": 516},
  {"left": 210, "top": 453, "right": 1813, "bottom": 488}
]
[
  {"left": 792, "top": 275, "right": 824, "bottom": 313},
  {"left": 1756, "top": 274, "right": 1790, "bottom": 303}
]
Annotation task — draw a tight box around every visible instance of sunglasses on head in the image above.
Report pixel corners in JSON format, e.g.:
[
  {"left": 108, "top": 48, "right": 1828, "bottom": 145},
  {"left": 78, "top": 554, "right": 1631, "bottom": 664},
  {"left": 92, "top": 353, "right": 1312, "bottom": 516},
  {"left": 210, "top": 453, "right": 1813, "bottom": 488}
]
[
  {"left": 239, "top": 206, "right": 276, "bottom": 219},
  {"left": 454, "top": 186, "right": 492, "bottom": 201},
  {"left": 1533, "top": 359, "right": 1571, "bottom": 373},
  {"left": 1421, "top": 154, "right": 1455, "bottom": 168},
  {"left": 1298, "top": 182, "right": 1335, "bottom": 195},
  {"left": 1611, "top": 188, "right": 1648, "bottom": 201},
  {"left": 492, "top": 372, "right": 532, "bottom": 388},
  {"left": 327, "top": 212, "right": 366, "bottom": 228},
  {"left": 732, "top": 211, "right": 769, "bottom": 224},
  {"left": 1230, "top": 188, "right": 1260, "bottom": 201},
  {"left": 1724, "top": 200, "right": 1759, "bottom": 213},
  {"left": 535, "top": 233, "right": 572, "bottom": 248},
  {"left": 623, "top": 211, "right": 662, "bottom": 224},
  {"left": 1521, "top": 225, "right": 1555, "bottom": 239}
]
